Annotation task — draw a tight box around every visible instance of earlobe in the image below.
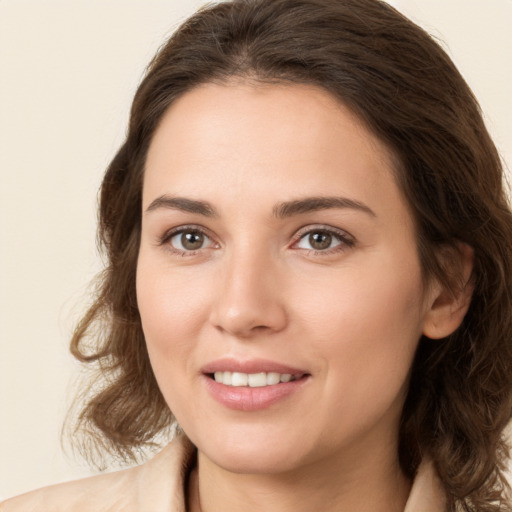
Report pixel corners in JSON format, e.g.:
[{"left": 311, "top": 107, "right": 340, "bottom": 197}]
[{"left": 422, "top": 243, "right": 474, "bottom": 340}]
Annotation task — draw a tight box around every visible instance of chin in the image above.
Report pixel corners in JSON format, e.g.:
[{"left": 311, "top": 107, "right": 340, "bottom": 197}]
[
  {"left": 206, "top": 443, "right": 305, "bottom": 475},
  {"left": 189, "top": 424, "right": 313, "bottom": 475}
]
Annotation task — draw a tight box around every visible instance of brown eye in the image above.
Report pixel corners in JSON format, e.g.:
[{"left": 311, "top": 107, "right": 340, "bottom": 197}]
[
  {"left": 169, "top": 229, "right": 212, "bottom": 252},
  {"left": 181, "top": 231, "right": 204, "bottom": 250},
  {"left": 308, "top": 232, "right": 332, "bottom": 250},
  {"left": 295, "top": 228, "right": 349, "bottom": 253}
]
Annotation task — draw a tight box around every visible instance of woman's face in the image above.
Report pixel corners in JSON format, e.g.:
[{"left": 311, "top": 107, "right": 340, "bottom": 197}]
[{"left": 137, "top": 82, "right": 437, "bottom": 475}]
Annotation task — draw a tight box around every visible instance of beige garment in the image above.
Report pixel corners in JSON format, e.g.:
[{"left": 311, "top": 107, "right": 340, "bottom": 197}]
[{"left": 1, "top": 435, "right": 445, "bottom": 512}]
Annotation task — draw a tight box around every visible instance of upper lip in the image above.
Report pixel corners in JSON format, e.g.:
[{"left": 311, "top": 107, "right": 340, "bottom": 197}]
[{"left": 201, "top": 358, "right": 308, "bottom": 376}]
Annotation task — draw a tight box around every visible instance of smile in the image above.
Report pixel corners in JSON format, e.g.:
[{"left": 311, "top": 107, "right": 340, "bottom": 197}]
[
  {"left": 212, "top": 371, "right": 298, "bottom": 387},
  {"left": 202, "top": 360, "right": 310, "bottom": 411}
]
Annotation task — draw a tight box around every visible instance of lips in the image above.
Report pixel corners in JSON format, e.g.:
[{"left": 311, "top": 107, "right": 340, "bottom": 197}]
[
  {"left": 201, "top": 358, "right": 307, "bottom": 376},
  {"left": 201, "top": 358, "right": 310, "bottom": 411}
]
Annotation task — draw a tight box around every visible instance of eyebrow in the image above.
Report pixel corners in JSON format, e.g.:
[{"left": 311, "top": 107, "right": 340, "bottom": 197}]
[
  {"left": 145, "top": 195, "right": 218, "bottom": 217},
  {"left": 273, "top": 196, "right": 376, "bottom": 218},
  {"left": 144, "top": 194, "right": 376, "bottom": 218}
]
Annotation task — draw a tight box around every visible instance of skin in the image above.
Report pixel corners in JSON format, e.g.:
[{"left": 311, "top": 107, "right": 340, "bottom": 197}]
[{"left": 137, "top": 82, "right": 471, "bottom": 512}]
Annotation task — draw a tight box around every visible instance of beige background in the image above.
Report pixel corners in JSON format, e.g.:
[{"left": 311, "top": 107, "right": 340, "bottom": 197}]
[{"left": 0, "top": 0, "right": 511, "bottom": 500}]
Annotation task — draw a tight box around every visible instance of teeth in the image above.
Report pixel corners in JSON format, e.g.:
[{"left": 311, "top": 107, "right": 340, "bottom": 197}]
[
  {"left": 231, "top": 372, "right": 248, "bottom": 386},
  {"left": 248, "top": 372, "right": 266, "bottom": 387},
  {"left": 266, "top": 372, "right": 280, "bottom": 385},
  {"left": 213, "top": 371, "right": 296, "bottom": 387}
]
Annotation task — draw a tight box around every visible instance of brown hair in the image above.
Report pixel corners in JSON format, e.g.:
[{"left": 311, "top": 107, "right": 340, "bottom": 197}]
[{"left": 70, "top": 0, "right": 512, "bottom": 509}]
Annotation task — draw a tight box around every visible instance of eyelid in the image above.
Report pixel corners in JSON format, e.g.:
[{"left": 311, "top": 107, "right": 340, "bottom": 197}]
[
  {"left": 158, "top": 224, "right": 219, "bottom": 254},
  {"left": 291, "top": 224, "right": 355, "bottom": 252},
  {"left": 156, "top": 223, "right": 354, "bottom": 256}
]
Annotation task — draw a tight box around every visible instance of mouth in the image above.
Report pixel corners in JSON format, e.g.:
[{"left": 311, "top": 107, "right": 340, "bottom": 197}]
[
  {"left": 208, "top": 371, "right": 304, "bottom": 387},
  {"left": 201, "top": 358, "right": 310, "bottom": 410}
]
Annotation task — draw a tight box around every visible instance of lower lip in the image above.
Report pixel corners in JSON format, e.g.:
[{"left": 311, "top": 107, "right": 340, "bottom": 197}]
[{"left": 203, "top": 375, "right": 309, "bottom": 411}]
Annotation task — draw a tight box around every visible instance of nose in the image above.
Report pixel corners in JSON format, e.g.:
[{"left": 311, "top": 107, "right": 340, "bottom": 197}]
[{"left": 209, "top": 246, "right": 288, "bottom": 339}]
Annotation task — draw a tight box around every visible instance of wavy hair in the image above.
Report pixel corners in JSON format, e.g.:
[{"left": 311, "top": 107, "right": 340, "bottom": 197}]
[{"left": 69, "top": 0, "right": 512, "bottom": 509}]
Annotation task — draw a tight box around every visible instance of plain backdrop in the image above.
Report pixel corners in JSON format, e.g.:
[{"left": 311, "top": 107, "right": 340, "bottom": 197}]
[{"left": 1, "top": 0, "right": 511, "bottom": 500}]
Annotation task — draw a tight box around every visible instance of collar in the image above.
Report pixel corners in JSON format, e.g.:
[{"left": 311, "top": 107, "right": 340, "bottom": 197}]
[
  {"left": 1, "top": 435, "right": 446, "bottom": 511},
  {"left": 142, "top": 435, "right": 446, "bottom": 511}
]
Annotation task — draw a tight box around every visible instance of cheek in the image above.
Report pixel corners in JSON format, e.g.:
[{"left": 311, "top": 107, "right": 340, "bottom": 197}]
[
  {"left": 137, "top": 256, "right": 209, "bottom": 338},
  {"left": 136, "top": 259, "right": 210, "bottom": 392},
  {"left": 294, "top": 255, "right": 424, "bottom": 340},
  {"left": 291, "top": 256, "right": 425, "bottom": 411}
]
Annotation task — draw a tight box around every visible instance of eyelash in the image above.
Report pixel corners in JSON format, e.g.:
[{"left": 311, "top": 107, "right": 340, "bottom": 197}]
[
  {"left": 291, "top": 225, "right": 355, "bottom": 255},
  {"left": 159, "top": 225, "right": 217, "bottom": 256},
  {"left": 158, "top": 224, "right": 355, "bottom": 257}
]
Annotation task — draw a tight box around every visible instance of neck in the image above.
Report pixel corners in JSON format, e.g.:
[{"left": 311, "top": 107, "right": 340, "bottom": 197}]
[{"left": 187, "top": 443, "right": 411, "bottom": 512}]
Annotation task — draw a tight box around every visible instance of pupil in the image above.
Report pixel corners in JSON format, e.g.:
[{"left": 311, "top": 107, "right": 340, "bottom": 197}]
[
  {"left": 309, "top": 232, "right": 331, "bottom": 250},
  {"left": 182, "top": 231, "right": 204, "bottom": 250}
]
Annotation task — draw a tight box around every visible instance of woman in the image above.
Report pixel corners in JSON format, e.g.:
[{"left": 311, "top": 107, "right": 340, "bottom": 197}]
[{"left": 3, "top": 0, "right": 512, "bottom": 510}]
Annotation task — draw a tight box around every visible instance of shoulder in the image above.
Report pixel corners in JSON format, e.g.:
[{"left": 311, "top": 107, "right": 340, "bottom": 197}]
[
  {"left": 405, "top": 424, "right": 512, "bottom": 512},
  {"left": 0, "top": 435, "right": 195, "bottom": 512}
]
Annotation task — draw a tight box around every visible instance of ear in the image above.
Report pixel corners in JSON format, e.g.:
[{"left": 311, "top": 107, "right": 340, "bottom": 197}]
[{"left": 422, "top": 243, "right": 474, "bottom": 340}]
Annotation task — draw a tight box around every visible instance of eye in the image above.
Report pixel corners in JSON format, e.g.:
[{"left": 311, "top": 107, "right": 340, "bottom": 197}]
[
  {"left": 294, "top": 227, "right": 354, "bottom": 253},
  {"left": 165, "top": 228, "right": 215, "bottom": 253}
]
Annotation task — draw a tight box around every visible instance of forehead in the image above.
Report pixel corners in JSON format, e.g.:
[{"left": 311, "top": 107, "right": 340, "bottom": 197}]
[
  {"left": 143, "top": 82, "right": 408, "bottom": 224},
  {"left": 146, "top": 82, "right": 391, "bottom": 170}
]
